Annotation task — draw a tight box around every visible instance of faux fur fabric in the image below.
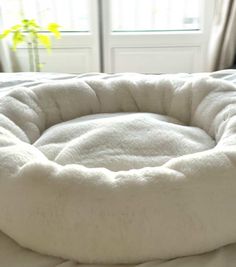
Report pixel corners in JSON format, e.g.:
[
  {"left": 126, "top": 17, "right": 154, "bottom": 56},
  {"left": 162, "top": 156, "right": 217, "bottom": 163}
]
[
  {"left": 34, "top": 112, "right": 215, "bottom": 171},
  {"left": 1, "top": 229, "right": 236, "bottom": 267},
  {"left": 0, "top": 73, "right": 236, "bottom": 264}
]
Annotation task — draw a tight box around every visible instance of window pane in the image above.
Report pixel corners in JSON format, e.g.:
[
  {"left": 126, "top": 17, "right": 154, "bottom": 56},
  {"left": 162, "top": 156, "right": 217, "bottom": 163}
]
[
  {"left": 111, "top": 0, "right": 200, "bottom": 32},
  {"left": 0, "top": 0, "right": 90, "bottom": 32}
]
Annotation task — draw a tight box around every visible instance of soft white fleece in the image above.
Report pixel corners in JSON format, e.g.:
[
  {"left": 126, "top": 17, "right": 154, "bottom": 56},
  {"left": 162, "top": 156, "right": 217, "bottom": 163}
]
[
  {"left": 34, "top": 112, "right": 215, "bottom": 171},
  {"left": 1, "top": 229, "right": 236, "bottom": 267},
  {"left": 0, "top": 73, "right": 236, "bottom": 264}
]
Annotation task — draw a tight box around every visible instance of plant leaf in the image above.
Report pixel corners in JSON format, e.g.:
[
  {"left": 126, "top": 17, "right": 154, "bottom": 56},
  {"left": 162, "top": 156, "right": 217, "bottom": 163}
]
[
  {"left": 10, "top": 24, "right": 22, "bottom": 31},
  {"left": 28, "top": 19, "right": 40, "bottom": 29},
  {"left": 37, "top": 34, "right": 51, "bottom": 50},
  {"left": 47, "top": 23, "right": 61, "bottom": 39},
  {"left": 12, "top": 31, "right": 25, "bottom": 50},
  {"left": 0, "top": 29, "right": 11, "bottom": 39},
  {"left": 22, "top": 19, "right": 41, "bottom": 31},
  {"left": 22, "top": 19, "right": 29, "bottom": 25},
  {"left": 38, "top": 63, "right": 44, "bottom": 69}
]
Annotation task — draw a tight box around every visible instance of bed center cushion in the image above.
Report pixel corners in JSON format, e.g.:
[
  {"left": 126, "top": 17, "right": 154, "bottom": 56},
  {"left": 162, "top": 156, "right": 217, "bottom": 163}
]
[{"left": 35, "top": 112, "right": 215, "bottom": 171}]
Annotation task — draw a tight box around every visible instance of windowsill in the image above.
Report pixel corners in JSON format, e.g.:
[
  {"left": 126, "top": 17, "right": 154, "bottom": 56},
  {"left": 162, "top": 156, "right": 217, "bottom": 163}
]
[{"left": 110, "top": 30, "right": 203, "bottom": 36}]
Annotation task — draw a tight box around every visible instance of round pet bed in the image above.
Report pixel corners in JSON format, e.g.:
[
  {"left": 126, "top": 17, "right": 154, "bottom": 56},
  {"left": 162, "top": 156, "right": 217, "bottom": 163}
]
[{"left": 0, "top": 73, "right": 236, "bottom": 264}]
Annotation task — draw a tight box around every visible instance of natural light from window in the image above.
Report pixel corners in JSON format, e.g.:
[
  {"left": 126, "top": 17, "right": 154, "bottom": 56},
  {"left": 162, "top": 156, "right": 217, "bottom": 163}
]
[
  {"left": 111, "top": 0, "right": 200, "bottom": 32},
  {"left": 0, "top": 0, "right": 201, "bottom": 33},
  {"left": 0, "top": 0, "right": 90, "bottom": 32}
]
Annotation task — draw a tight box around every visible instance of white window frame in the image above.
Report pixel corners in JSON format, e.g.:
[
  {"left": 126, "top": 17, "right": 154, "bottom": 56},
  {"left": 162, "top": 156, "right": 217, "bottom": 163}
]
[
  {"left": 2, "top": 0, "right": 100, "bottom": 73},
  {"left": 1, "top": 0, "right": 215, "bottom": 73},
  {"left": 101, "top": 0, "right": 215, "bottom": 73}
]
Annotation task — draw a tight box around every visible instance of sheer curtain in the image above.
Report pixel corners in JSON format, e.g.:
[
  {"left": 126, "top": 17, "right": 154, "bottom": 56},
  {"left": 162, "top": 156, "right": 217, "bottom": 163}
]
[
  {"left": 0, "top": 43, "right": 12, "bottom": 72},
  {"left": 207, "top": 0, "right": 236, "bottom": 71},
  {"left": 0, "top": 6, "right": 13, "bottom": 72}
]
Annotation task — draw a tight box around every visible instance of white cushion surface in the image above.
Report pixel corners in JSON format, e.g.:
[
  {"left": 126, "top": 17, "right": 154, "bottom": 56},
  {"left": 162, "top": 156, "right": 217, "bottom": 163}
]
[
  {"left": 0, "top": 73, "right": 236, "bottom": 264},
  {"left": 35, "top": 112, "right": 215, "bottom": 171}
]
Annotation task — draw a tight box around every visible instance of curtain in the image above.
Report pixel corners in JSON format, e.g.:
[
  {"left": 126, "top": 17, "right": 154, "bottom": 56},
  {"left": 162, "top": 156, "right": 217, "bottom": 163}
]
[
  {"left": 0, "top": 6, "right": 12, "bottom": 72},
  {"left": 0, "top": 41, "right": 13, "bottom": 72},
  {"left": 207, "top": 0, "right": 236, "bottom": 71},
  {"left": 0, "top": 5, "right": 3, "bottom": 72}
]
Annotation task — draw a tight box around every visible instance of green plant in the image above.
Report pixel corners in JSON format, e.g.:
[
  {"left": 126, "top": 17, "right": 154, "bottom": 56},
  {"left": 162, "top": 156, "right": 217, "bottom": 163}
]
[{"left": 0, "top": 19, "right": 61, "bottom": 72}]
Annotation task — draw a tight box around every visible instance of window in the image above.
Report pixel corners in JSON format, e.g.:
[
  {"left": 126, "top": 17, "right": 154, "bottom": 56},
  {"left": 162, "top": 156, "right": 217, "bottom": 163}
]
[
  {"left": 111, "top": 0, "right": 200, "bottom": 32},
  {"left": 0, "top": 0, "right": 214, "bottom": 73},
  {"left": 0, "top": 0, "right": 90, "bottom": 31}
]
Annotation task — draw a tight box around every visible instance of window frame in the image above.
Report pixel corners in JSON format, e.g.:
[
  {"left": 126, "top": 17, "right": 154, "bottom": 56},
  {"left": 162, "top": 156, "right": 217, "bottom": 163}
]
[{"left": 100, "top": 0, "right": 215, "bottom": 73}]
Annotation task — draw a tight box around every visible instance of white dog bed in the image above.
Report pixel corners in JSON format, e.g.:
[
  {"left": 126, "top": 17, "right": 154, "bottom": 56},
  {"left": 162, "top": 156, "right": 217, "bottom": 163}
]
[{"left": 0, "top": 73, "right": 236, "bottom": 264}]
